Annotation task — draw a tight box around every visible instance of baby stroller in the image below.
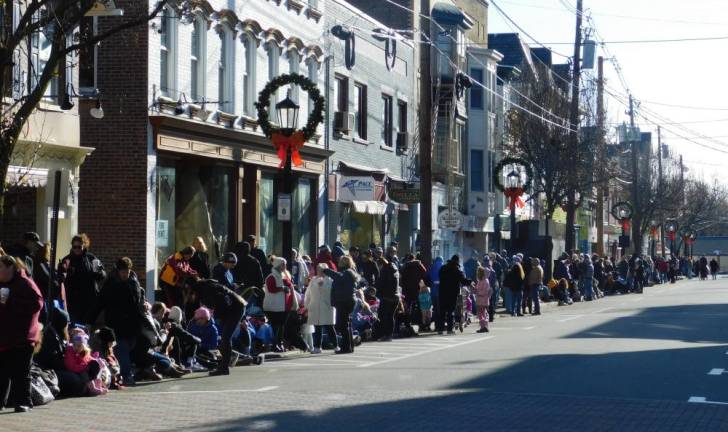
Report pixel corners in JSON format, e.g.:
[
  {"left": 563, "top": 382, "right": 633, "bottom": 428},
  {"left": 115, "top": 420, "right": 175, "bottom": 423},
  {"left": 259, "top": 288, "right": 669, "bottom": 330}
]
[{"left": 455, "top": 285, "right": 472, "bottom": 332}]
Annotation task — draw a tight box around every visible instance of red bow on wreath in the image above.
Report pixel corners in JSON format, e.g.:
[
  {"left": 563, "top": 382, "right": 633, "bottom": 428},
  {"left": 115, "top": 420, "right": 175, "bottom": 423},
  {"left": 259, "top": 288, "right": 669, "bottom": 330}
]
[
  {"left": 667, "top": 231, "right": 676, "bottom": 241},
  {"left": 505, "top": 187, "right": 525, "bottom": 210},
  {"left": 620, "top": 218, "right": 631, "bottom": 232},
  {"left": 650, "top": 226, "right": 658, "bottom": 239},
  {"left": 271, "top": 131, "right": 305, "bottom": 169}
]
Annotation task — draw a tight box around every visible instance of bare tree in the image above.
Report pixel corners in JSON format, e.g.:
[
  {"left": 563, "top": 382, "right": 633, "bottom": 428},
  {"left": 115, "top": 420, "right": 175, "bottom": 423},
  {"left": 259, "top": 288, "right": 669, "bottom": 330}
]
[{"left": 0, "top": 0, "right": 177, "bottom": 209}]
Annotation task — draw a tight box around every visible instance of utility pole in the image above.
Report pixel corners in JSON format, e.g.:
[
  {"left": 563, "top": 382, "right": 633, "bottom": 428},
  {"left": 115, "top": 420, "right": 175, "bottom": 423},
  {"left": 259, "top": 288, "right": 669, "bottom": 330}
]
[
  {"left": 565, "top": 0, "right": 583, "bottom": 254},
  {"left": 418, "top": 0, "right": 433, "bottom": 264},
  {"left": 629, "top": 94, "right": 642, "bottom": 255},
  {"left": 595, "top": 55, "right": 605, "bottom": 256},
  {"left": 657, "top": 126, "right": 665, "bottom": 257}
]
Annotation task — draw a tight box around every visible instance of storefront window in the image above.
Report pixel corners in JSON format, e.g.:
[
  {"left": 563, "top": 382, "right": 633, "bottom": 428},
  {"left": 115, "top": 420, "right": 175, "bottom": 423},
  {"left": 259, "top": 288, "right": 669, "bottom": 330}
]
[
  {"left": 259, "top": 174, "right": 280, "bottom": 255},
  {"left": 292, "top": 178, "right": 313, "bottom": 256},
  {"left": 156, "top": 166, "right": 176, "bottom": 270},
  {"left": 156, "top": 162, "right": 233, "bottom": 270}
]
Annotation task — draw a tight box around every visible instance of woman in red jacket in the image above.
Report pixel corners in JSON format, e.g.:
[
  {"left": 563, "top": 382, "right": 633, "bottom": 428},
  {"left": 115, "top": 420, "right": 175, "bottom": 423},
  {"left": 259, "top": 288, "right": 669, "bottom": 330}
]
[{"left": 0, "top": 255, "right": 44, "bottom": 413}]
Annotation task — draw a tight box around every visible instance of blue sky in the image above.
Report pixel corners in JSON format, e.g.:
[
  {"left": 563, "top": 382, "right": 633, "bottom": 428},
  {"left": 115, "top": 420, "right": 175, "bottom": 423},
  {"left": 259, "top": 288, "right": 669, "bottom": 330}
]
[{"left": 487, "top": 0, "right": 728, "bottom": 182}]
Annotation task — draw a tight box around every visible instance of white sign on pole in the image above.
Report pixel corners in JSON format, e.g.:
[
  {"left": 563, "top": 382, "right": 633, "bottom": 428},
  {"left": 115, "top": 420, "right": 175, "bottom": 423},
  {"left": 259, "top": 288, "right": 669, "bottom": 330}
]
[
  {"left": 156, "top": 220, "right": 169, "bottom": 247},
  {"left": 278, "top": 194, "right": 291, "bottom": 221}
]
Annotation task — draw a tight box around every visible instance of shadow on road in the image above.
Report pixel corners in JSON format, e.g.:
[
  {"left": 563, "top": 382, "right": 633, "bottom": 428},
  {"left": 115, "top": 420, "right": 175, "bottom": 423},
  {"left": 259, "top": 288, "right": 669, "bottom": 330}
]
[{"left": 563, "top": 304, "right": 728, "bottom": 344}]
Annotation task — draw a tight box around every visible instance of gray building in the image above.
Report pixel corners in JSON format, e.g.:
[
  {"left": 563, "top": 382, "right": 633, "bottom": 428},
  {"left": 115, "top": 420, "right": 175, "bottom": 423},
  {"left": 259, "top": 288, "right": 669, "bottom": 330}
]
[{"left": 324, "top": 0, "right": 417, "bottom": 252}]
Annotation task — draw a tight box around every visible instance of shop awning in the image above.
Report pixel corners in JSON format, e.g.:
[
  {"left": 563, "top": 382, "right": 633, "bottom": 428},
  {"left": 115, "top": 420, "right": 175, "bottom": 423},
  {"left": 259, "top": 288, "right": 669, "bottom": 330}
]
[
  {"left": 5, "top": 165, "right": 49, "bottom": 187},
  {"left": 352, "top": 200, "right": 387, "bottom": 215},
  {"left": 338, "top": 161, "right": 389, "bottom": 175}
]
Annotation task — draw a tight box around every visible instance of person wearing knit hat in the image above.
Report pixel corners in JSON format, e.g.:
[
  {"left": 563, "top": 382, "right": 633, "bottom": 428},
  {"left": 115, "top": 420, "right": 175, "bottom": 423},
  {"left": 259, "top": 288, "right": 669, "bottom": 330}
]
[
  {"left": 212, "top": 253, "right": 238, "bottom": 290},
  {"left": 188, "top": 306, "right": 219, "bottom": 354}
]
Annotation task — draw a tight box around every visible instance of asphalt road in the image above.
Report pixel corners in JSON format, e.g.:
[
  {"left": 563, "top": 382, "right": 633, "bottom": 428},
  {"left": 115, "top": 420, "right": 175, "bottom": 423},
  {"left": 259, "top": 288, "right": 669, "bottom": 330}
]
[{"left": 3, "top": 277, "right": 728, "bottom": 432}]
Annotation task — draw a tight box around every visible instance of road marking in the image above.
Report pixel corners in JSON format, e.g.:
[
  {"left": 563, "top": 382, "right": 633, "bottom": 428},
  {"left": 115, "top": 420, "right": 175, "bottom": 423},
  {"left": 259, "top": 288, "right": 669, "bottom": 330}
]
[
  {"left": 708, "top": 368, "right": 725, "bottom": 375},
  {"left": 689, "top": 396, "right": 728, "bottom": 405},
  {"left": 593, "top": 307, "right": 613, "bottom": 314},
  {"left": 358, "top": 336, "right": 495, "bottom": 368},
  {"left": 557, "top": 315, "right": 584, "bottom": 322},
  {"left": 631, "top": 297, "right": 644, "bottom": 303},
  {"left": 523, "top": 326, "right": 536, "bottom": 330},
  {"left": 139, "top": 386, "right": 279, "bottom": 395}
]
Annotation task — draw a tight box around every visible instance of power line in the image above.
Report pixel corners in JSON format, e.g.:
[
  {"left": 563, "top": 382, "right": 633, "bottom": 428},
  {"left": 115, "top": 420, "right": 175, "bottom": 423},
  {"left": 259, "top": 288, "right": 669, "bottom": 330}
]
[
  {"left": 535, "top": 35, "right": 728, "bottom": 45},
  {"left": 638, "top": 100, "right": 728, "bottom": 111},
  {"left": 489, "top": 0, "right": 572, "bottom": 58}
]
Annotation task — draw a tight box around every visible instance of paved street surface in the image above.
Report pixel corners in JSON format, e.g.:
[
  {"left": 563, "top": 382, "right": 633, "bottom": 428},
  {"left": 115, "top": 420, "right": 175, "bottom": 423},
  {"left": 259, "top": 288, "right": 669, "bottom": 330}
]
[{"left": 3, "top": 277, "right": 728, "bottom": 431}]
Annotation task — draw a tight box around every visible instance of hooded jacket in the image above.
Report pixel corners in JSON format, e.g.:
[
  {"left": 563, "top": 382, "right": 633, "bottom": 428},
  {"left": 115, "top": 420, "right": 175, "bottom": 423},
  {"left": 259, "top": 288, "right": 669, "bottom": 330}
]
[
  {"left": 232, "top": 242, "right": 264, "bottom": 289},
  {"left": 400, "top": 259, "right": 427, "bottom": 302},
  {"left": 95, "top": 270, "right": 146, "bottom": 338}
]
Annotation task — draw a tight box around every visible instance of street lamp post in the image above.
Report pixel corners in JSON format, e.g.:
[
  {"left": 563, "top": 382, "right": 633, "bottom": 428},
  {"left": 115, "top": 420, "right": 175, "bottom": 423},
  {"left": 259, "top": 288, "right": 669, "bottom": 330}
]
[
  {"left": 505, "top": 168, "right": 523, "bottom": 252},
  {"left": 666, "top": 221, "right": 677, "bottom": 258},
  {"left": 275, "top": 90, "right": 300, "bottom": 267}
]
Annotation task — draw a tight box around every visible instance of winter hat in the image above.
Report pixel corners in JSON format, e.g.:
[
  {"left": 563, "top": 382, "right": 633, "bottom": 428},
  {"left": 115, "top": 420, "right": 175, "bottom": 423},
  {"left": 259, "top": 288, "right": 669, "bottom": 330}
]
[
  {"left": 273, "top": 256, "right": 287, "bottom": 270},
  {"left": 516, "top": 253, "right": 524, "bottom": 259},
  {"left": 50, "top": 306, "right": 69, "bottom": 332},
  {"left": 95, "top": 327, "right": 116, "bottom": 344},
  {"left": 167, "top": 306, "right": 184, "bottom": 324},
  {"left": 222, "top": 252, "right": 238, "bottom": 264},
  {"left": 194, "top": 307, "right": 212, "bottom": 321},
  {"left": 71, "top": 330, "right": 89, "bottom": 345},
  {"left": 512, "top": 255, "right": 522, "bottom": 264}
]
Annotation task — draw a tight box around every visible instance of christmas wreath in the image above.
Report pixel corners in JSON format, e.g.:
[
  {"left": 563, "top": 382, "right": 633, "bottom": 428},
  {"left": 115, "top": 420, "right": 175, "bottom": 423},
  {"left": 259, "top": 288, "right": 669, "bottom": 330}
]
[
  {"left": 255, "top": 73, "right": 324, "bottom": 168},
  {"left": 493, "top": 156, "right": 533, "bottom": 210},
  {"left": 611, "top": 201, "right": 634, "bottom": 232}
]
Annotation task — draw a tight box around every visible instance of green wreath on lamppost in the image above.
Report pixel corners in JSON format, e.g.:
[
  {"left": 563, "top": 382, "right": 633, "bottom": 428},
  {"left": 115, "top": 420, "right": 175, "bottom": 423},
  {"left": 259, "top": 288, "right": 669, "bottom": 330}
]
[
  {"left": 255, "top": 73, "right": 324, "bottom": 144},
  {"left": 611, "top": 201, "right": 634, "bottom": 233}
]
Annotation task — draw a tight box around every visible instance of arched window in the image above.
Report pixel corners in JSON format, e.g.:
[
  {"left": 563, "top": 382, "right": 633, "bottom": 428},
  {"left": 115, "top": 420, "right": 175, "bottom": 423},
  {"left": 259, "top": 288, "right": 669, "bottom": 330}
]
[
  {"left": 218, "top": 24, "right": 235, "bottom": 112},
  {"left": 243, "top": 35, "right": 257, "bottom": 116},
  {"left": 288, "top": 51, "right": 300, "bottom": 103},
  {"left": 160, "top": 7, "right": 178, "bottom": 97},
  {"left": 190, "top": 16, "right": 206, "bottom": 100},
  {"left": 267, "top": 43, "right": 280, "bottom": 117}
]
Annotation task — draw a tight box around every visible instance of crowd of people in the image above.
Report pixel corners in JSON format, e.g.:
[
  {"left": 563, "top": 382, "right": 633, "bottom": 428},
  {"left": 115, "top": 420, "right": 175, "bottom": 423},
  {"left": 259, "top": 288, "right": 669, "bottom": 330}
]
[{"left": 0, "top": 230, "right": 719, "bottom": 414}]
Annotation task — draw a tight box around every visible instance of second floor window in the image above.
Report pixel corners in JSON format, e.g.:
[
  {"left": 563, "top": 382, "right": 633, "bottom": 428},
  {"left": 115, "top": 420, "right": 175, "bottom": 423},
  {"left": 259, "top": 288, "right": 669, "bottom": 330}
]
[
  {"left": 471, "top": 150, "right": 484, "bottom": 191},
  {"left": 243, "top": 35, "right": 256, "bottom": 115},
  {"left": 398, "top": 101, "right": 407, "bottom": 133},
  {"left": 354, "top": 83, "right": 367, "bottom": 140},
  {"left": 160, "top": 7, "right": 177, "bottom": 97},
  {"left": 267, "top": 44, "right": 280, "bottom": 117},
  {"left": 218, "top": 26, "right": 234, "bottom": 112},
  {"left": 470, "top": 68, "right": 483, "bottom": 110},
  {"left": 381, "top": 94, "right": 393, "bottom": 146},
  {"left": 190, "top": 16, "right": 205, "bottom": 100},
  {"left": 334, "top": 75, "right": 348, "bottom": 113}
]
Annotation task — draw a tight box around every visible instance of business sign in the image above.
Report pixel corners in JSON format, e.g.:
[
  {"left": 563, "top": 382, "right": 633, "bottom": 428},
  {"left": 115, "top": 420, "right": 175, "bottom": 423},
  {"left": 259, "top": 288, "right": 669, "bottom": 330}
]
[
  {"left": 389, "top": 187, "right": 421, "bottom": 204},
  {"left": 277, "top": 194, "right": 291, "bottom": 221},
  {"left": 338, "top": 176, "right": 375, "bottom": 202},
  {"left": 438, "top": 209, "right": 463, "bottom": 230}
]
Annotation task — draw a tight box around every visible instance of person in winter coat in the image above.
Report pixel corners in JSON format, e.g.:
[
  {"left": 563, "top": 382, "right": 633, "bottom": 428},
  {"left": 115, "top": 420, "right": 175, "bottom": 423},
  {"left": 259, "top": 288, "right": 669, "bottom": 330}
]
[
  {"left": 232, "top": 242, "right": 264, "bottom": 291},
  {"left": 304, "top": 264, "right": 337, "bottom": 354},
  {"left": 504, "top": 257, "right": 525, "bottom": 317},
  {"left": 0, "top": 255, "right": 44, "bottom": 412},
  {"left": 464, "top": 251, "right": 480, "bottom": 281},
  {"left": 358, "top": 250, "right": 380, "bottom": 288},
  {"left": 291, "top": 249, "right": 310, "bottom": 290},
  {"left": 399, "top": 254, "right": 427, "bottom": 332},
  {"left": 35, "top": 307, "right": 86, "bottom": 396},
  {"left": 212, "top": 253, "right": 239, "bottom": 291},
  {"left": 188, "top": 307, "right": 219, "bottom": 352},
  {"left": 438, "top": 255, "right": 471, "bottom": 334},
  {"left": 188, "top": 278, "right": 248, "bottom": 375},
  {"left": 59, "top": 234, "right": 106, "bottom": 325},
  {"left": 429, "top": 257, "right": 444, "bottom": 332},
  {"left": 246, "top": 235, "right": 270, "bottom": 277},
  {"left": 189, "top": 237, "right": 211, "bottom": 280},
  {"left": 159, "top": 246, "right": 198, "bottom": 309},
  {"left": 324, "top": 256, "right": 360, "bottom": 353},
  {"left": 527, "top": 257, "right": 544, "bottom": 315},
  {"left": 579, "top": 255, "right": 595, "bottom": 301},
  {"left": 4, "top": 232, "right": 43, "bottom": 280},
  {"left": 376, "top": 256, "right": 400, "bottom": 341},
  {"left": 483, "top": 255, "right": 499, "bottom": 323},
  {"left": 263, "top": 258, "right": 300, "bottom": 353},
  {"left": 314, "top": 245, "right": 338, "bottom": 272},
  {"left": 93, "top": 257, "right": 146, "bottom": 385},
  {"left": 710, "top": 258, "right": 720, "bottom": 280},
  {"left": 332, "top": 242, "right": 346, "bottom": 262},
  {"left": 474, "top": 266, "right": 492, "bottom": 333}
]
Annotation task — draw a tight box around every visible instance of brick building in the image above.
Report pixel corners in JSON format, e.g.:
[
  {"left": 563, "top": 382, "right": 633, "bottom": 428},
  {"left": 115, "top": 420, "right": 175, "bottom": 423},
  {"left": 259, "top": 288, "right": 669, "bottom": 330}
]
[{"left": 79, "top": 0, "right": 327, "bottom": 292}]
